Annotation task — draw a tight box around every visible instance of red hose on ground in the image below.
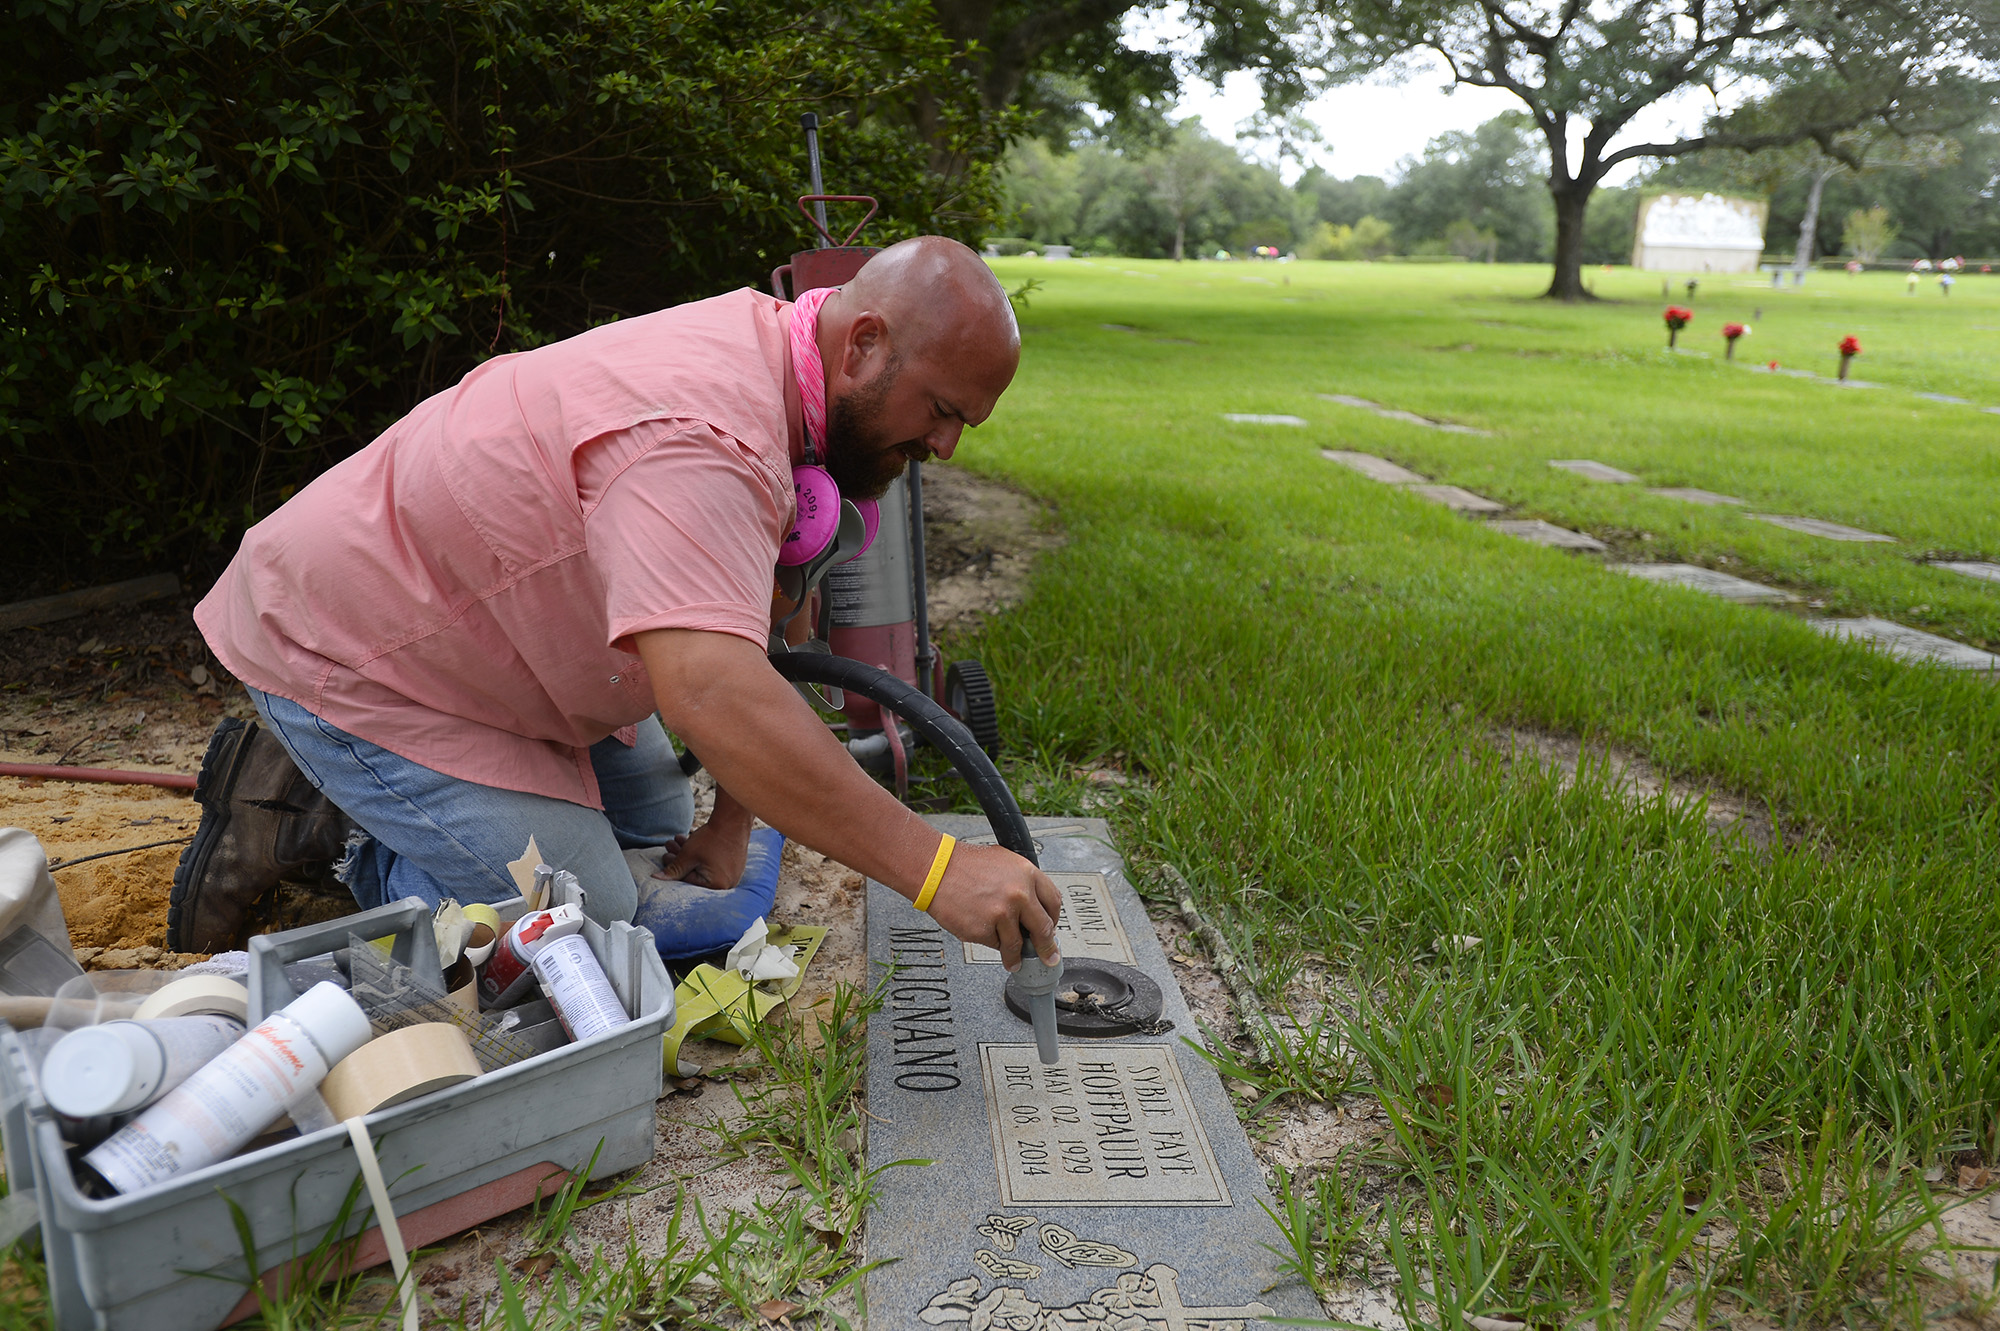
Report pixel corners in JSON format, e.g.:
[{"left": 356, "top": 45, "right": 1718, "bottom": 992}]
[{"left": 0, "top": 763, "right": 197, "bottom": 791}]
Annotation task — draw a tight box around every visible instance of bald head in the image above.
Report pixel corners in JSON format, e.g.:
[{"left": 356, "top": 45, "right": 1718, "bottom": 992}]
[
  {"left": 840, "top": 235, "right": 1020, "bottom": 368},
  {"left": 812, "top": 236, "right": 1020, "bottom": 497}
]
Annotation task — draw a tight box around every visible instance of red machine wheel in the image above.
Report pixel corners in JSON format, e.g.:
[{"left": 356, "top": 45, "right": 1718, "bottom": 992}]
[{"left": 944, "top": 660, "right": 1000, "bottom": 760}]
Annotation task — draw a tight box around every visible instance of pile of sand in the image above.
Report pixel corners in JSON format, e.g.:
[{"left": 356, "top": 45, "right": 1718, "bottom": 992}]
[{"left": 5, "top": 777, "right": 200, "bottom": 957}]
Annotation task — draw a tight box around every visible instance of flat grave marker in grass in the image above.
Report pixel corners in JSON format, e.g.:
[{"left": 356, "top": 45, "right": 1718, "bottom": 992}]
[
  {"left": 1811, "top": 617, "right": 2000, "bottom": 671},
  {"left": 1410, "top": 484, "right": 1505, "bottom": 513},
  {"left": 1749, "top": 514, "right": 1897, "bottom": 543},
  {"left": 863, "top": 816, "right": 1317, "bottom": 1331},
  {"left": 1936, "top": 561, "right": 2000, "bottom": 584},
  {"left": 1550, "top": 460, "right": 1639, "bottom": 483},
  {"left": 1648, "top": 487, "right": 1747, "bottom": 507},
  {"left": 1490, "top": 519, "right": 1607, "bottom": 551},
  {"left": 1613, "top": 563, "right": 1797, "bottom": 603},
  {"left": 1320, "top": 450, "right": 1427, "bottom": 484},
  {"left": 1316, "top": 393, "right": 1492, "bottom": 435}
]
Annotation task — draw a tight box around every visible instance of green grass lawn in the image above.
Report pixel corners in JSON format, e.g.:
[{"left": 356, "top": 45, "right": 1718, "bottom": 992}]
[{"left": 955, "top": 257, "right": 2000, "bottom": 1328}]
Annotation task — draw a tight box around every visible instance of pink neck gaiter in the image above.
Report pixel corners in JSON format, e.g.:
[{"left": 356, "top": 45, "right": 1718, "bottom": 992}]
[{"left": 788, "top": 285, "right": 837, "bottom": 463}]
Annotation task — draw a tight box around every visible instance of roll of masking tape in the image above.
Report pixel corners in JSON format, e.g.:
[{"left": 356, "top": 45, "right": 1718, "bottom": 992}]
[
  {"left": 133, "top": 975, "right": 249, "bottom": 1023},
  {"left": 320, "top": 1024, "right": 481, "bottom": 1121},
  {"left": 461, "top": 904, "right": 503, "bottom": 968}
]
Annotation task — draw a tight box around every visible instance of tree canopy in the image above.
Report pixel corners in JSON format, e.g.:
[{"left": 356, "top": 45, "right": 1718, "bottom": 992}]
[
  {"left": 1231, "top": 0, "right": 1998, "bottom": 295},
  {"left": 0, "top": 0, "right": 1003, "bottom": 588}
]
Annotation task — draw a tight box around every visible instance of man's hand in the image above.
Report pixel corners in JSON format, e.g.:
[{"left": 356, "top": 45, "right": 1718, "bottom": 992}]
[
  {"left": 656, "top": 789, "right": 753, "bottom": 890},
  {"left": 923, "top": 842, "right": 1064, "bottom": 970},
  {"left": 635, "top": 627, "right": 1063, "bottom": 967}
]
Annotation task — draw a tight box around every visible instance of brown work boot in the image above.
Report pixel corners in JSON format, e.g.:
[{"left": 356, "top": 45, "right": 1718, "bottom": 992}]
[{"left": 168, "top": 718, "right": 354, "bottom": 952}]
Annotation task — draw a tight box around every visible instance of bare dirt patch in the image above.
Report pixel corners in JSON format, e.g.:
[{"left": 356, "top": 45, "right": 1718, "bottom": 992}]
[
  {"left": 919, "top": 463, "right": 1064, "bottom": 633},
  {"left": 0, "top": 597, "right": 250, "bottom": 776},
  {"left": 1491, "top": 725, "right": 1781, "bottom": 847}
]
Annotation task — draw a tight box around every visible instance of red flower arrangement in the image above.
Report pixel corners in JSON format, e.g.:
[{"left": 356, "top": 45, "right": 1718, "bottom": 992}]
[
  {"left": 1721, "top": 322, "right": 1748, "bottom": 359},
  {"left": 1663, "top": 305, "right": 1694, "bottom": 348},
  {"left": 1838, "top": 334, "right": 1862, "bottom": 380}
]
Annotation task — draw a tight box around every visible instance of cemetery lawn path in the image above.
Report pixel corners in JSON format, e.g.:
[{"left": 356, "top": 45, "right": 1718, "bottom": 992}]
[{"left": 952, "top": 258, "right": 2000, "bottom": 1326}]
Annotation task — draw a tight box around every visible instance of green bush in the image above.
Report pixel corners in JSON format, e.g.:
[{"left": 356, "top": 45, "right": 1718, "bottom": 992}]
[{"left": 0, "top": 0, "right": 1005, "bottom": 586}]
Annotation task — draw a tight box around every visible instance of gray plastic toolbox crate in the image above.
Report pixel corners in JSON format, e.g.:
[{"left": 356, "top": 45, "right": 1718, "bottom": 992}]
[{"left": 0, "top": 890, "right": 673, "bottom": 1331}]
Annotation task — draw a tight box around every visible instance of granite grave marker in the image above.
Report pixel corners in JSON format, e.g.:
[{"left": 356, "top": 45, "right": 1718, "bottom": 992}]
[
  {"left": 1647, "top": 487, "right": 1746, "bottom": 507},
  {"left": 1409, "top": 484, "right": 1505, "bottom": 514},
  {"left": 1548, "top": 460, "right": 1638, "bottom": 483},
  {"left": 864, "top": 817, "right": 1319, "bottom": 1330},
  {"left": 1748, "top": 514, "right": 1896, "bottom": 543},
  {"left": 1612, "top": 563, "right": 1796, "bottom": 603},
  {"left": 1221, "top": 413, "right": 1309, "bottom": 426},
  {"left": 1489, "top": 519, "right": 1606, "bottom": 551},
  {"left": 1321, "top": 450, "right": 1428, "bottom": 484},
  {"left": 1810, "top": 618, "right": 2000, "bottom": 671}
]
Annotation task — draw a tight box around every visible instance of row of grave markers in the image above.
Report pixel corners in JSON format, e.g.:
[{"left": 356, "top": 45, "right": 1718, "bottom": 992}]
[{"left": 1307, "top": 440, "right": 2000, "bottom": 673}]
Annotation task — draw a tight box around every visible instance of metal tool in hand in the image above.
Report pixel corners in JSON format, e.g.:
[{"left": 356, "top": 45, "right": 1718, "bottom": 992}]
[{"left": 1012, "top": 954, "right": 1064, "bottom": 1064}]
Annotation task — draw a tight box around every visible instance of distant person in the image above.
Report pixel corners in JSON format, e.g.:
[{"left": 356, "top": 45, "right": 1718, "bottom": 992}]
[
  {"left": 1940, "top": 271, "right": 1956, "bottom": 297},
  {"left": 1906, "top": 270, "right": 1921, "bottom": 295},
  {"left": 1846, "top": 261, "right": 1862, "bottom": 276}
]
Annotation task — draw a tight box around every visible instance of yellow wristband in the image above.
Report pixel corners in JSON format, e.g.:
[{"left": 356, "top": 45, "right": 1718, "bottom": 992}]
[{"left": 913, "top": 834, "right": 955, "bottom": 913}]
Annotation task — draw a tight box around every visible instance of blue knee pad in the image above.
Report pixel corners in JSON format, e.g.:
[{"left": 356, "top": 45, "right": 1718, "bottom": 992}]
[{"left": 632, "top": 827, "right": 785, "bottom": 962}]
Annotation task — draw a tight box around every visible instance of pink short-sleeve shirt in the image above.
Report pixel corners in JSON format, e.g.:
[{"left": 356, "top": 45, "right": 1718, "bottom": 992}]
[{"left": 196, "top": 288, "right": 805, "bottom": 808}]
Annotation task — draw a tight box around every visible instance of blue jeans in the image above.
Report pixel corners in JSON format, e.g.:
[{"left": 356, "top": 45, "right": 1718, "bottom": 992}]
[{"left": 249, "top": 688, "right": 693, "bottom": 926}]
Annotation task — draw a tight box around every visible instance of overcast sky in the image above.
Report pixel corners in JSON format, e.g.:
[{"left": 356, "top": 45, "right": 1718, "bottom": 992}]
[{"left": 1131, "top": 6, "right": 1726, "bottom": 186}]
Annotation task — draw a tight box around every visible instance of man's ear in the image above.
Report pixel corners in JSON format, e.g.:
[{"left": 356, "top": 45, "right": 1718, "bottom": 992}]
[{"left": 840, "top": 310, "right": 889, "bottom": 380}]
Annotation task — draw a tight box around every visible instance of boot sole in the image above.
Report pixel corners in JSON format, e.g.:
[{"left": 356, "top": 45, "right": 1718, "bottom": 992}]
[{"left": 167, "top": 718, "right": 258, "bottom": 952}]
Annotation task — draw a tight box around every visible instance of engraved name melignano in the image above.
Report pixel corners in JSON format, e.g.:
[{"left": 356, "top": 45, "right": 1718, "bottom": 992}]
[{"left": 889, "top": 923, "right": 961, "bottom": 1091}]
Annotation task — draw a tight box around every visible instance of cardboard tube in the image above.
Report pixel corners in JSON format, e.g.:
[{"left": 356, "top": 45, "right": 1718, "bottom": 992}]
[
  {"left": 134, "top": 975, "right": 249, "bottom": 1023},
  {"left": 320, "top": 1024, "right": 481, "bottom": 1121},
  {"left": 462, "top": 904, "right": 502, "bottom": 967}
]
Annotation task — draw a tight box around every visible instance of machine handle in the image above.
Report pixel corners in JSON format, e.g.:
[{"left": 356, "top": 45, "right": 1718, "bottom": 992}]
[
  {"left": 770, "top": 264, "right": 794, "bottom": 300},
  {"left": 797, "top": 195, "right": 879, "bottom": 250}
]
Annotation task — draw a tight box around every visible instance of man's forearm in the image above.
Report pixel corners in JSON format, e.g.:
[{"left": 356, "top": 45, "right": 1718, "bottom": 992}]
[{"left": 638, "top": 630, "right": 942, "bottom": 900}]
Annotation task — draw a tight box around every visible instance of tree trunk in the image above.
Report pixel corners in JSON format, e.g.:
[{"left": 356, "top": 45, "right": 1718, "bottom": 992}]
[
  {"left": 1546, "top": 183, "right": 1594, "bottom": 300},
  {"left": 1173, "top": 218, "right": 1185, "bottom": 262},
  {"left": 1793, "top": 166, "right": 1835, "bottom": 275}
]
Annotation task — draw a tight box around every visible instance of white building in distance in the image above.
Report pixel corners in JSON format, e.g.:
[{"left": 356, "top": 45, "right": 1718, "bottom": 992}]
[{"left": 1632, "top": 193, "right": 1768, "bottom": 273}]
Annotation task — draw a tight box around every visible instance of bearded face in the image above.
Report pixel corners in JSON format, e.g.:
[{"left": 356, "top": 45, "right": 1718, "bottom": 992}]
[{"left": 823, "top": 352, "right": 925, "bottom": 500}]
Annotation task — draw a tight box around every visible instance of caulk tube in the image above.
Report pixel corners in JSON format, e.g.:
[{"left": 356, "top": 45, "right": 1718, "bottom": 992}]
[
  {"left": 532, "top": 934, "right": 631, "bottom": 1041},
  {"left": 41, "top": 1015, "right": 245, "bottom": 1118},
  {"left": 82, "top": 982, "right": 371, "bottom": 1195}
]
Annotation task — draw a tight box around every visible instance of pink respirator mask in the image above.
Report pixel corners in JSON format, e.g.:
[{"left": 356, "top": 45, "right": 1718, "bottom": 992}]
[{"left": 777, "top": 464, "right": 878, "bottom": 573}]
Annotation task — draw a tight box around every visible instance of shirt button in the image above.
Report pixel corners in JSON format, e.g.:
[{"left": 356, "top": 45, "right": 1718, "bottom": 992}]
[{"left": 609, "top": 675, "right": 621, "bottom": 684}]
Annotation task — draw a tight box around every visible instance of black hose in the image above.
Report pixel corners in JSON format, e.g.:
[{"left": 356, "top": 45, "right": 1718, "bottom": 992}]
[{"left": 767, "top": 651, "right": 1037, "bottom": 866}]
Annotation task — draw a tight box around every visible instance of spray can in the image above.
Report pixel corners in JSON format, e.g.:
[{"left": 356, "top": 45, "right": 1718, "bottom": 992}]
[
  {"left": 40, "top": 1015, "right": 245, "bottom": 1119},
  {"left": 477, "top": 904, "right": 584, "bottom": 1010},
  {"left": 82, "top": 982, "right": 371, "bottom": 1195},
  {"left": 532, "top": 935, "right": 631, "bottom": 1041}
]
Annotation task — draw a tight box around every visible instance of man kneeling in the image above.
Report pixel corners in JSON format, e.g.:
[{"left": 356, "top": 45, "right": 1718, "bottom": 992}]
[{"left": 175, "top": 237, "right": 1061, "bottom": 970}]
